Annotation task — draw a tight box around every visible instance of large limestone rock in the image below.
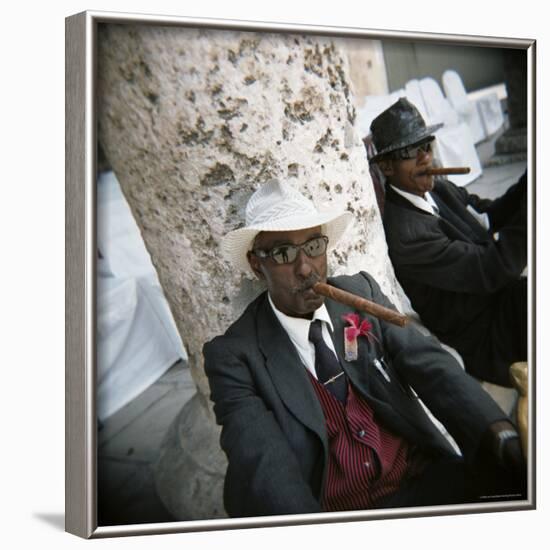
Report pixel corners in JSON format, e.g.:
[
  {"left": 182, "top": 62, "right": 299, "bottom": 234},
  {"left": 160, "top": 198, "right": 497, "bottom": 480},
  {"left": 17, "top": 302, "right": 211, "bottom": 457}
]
[{"left": 97, "top": 23, "right": 409, "bottom": 520}]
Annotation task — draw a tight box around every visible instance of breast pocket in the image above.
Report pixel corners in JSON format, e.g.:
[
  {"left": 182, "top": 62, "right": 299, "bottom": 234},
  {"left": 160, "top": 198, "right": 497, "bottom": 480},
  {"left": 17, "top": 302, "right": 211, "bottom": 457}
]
[{"left": 371, "top": 355, "right": 418, "bottom": 400}]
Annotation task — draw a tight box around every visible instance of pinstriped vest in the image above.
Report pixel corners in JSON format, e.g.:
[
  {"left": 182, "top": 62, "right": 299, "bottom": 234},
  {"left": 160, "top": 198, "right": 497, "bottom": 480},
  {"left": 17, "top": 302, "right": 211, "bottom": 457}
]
[{"left": 309, "top": 374, "right": 425, "bottom": 511}]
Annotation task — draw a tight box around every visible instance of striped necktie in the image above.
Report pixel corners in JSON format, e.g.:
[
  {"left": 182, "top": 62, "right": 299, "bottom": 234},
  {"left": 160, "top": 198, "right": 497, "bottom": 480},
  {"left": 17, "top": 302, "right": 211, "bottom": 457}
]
[{"left": 308, "top": 320, "right": 347, "bottom": 403}]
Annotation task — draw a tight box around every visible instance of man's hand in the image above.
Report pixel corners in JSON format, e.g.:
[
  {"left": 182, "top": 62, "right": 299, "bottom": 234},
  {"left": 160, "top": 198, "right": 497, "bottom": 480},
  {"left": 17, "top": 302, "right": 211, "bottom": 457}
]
[{"left": 483, "top": 420, "right": 527, "bottom": 491}]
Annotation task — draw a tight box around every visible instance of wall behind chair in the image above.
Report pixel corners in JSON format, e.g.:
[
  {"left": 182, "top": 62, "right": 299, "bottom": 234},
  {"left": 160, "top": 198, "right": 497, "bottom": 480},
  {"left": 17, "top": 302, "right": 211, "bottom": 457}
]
[{"left": 382, "top": 40, "right": 505, "bottom": 92}]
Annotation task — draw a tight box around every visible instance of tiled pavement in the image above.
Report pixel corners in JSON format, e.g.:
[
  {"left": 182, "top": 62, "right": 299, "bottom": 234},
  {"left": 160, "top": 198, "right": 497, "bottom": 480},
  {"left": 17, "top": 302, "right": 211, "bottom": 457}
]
[{"left": 467, "top": 160, "right": 526, "bottom": 200}]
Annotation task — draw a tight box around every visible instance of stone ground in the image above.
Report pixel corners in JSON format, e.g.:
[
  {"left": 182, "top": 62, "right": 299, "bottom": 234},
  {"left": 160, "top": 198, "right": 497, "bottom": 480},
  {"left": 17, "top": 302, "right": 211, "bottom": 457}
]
[
  {"left": 97, "top": 128, "right": 528, "bottom": 527},
  {"left": 97, "top": 360, "right": 194, "bottom": 525}
]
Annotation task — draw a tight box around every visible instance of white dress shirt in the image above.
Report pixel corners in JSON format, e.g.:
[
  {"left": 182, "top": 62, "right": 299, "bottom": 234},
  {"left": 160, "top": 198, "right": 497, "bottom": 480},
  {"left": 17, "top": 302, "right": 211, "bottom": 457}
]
[
  {"left": 268, "top": 293, "right": 338, "bottom": 380},
  {"left": 390, "top": 184, "right": 490, "bottom": 229},
  {"left": 390, "top": 185, "right": 440, "bottom": 216}
]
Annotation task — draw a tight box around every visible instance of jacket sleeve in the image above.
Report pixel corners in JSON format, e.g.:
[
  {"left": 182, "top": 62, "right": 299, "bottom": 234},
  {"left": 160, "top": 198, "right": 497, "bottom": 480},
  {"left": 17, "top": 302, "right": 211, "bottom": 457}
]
[
  {"left": 359, "top": 272, "right": 508, "bottom": 464},
  {"left": 485, "top": 170, "right": 527, "bottom": 231},
  {"left": 203, "top": 337, "right": 322, "bottom": 517},
  {"left": 448, "top": 179, "right": 493, "bottom": 214},
  {"left": 450, "top": 171, "right": 527, "bottom": 233},
  {"left": 391, "top": 192, "right": 526, "bottom": 294}
]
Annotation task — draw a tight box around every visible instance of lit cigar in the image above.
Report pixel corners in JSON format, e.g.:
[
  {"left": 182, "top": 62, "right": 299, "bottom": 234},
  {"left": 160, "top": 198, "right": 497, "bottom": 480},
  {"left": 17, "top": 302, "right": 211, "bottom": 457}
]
[
  {"left": 312, "top": 282, "right": 409, "bottom": 327},
  {"left": 420, "top": 167, "right": 471, "bottom": 176}
]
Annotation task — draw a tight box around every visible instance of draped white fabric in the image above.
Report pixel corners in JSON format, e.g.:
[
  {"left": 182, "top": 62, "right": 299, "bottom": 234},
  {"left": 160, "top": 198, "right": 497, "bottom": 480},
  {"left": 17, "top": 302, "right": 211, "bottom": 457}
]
[
  {"left": 442, "top": 69, "right": 487, "bottom": 144},
  {"left": 418, "top": 77, "right": 483, "bottom": 186},
  {"left": 476, "top": 92, "right": 505, "bottom": 137},
  {"left": 96, "top": 171, "right": 187, "bottom": 421}
]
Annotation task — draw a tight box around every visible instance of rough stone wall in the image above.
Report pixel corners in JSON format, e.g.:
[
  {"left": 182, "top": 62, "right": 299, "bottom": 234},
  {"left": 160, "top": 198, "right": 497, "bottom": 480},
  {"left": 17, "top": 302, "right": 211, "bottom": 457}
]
[
  {"left": 97, "top": 23, "right": 410, "bottom": 519},
  {"left": 98, "top": 23, "right": 407, "bottom": 398}
]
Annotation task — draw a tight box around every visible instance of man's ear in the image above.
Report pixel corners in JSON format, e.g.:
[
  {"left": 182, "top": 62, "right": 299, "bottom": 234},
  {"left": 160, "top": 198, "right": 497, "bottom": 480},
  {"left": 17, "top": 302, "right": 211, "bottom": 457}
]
[
  {"left": 247, "top": 251, "right": 264, "bottom": 280},
  {"left": 378, "top": 159, "right": 394, "bottom": 177}
]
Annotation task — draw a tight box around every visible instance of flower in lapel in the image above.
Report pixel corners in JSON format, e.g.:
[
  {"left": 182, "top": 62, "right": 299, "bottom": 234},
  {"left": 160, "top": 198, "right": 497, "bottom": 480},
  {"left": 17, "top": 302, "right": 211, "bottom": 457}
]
[{"left": 342, "top": 313, "right": 378, "bottom": 361}]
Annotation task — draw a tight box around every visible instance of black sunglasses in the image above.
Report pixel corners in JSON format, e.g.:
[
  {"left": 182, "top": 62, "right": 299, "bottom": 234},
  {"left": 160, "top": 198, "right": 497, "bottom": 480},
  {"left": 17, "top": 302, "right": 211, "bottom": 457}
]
[
  {"left": 389, "top": 139, "right": 434, "bottom": 161},
  {"left": 253, "top": 235, "right": 329, "bottom": 265}
]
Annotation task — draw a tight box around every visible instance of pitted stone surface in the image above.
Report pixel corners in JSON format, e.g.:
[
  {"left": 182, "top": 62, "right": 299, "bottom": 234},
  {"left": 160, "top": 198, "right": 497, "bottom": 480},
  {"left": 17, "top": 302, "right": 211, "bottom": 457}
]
[{"left": 97, "top": 24, "right": 409, "bottom": 518}]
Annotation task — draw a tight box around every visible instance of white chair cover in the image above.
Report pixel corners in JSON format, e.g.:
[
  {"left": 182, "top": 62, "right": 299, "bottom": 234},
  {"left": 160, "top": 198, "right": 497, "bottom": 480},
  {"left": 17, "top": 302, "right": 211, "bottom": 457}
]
[
  {"left": 442, "top": 69, "right": 486, "bottom": 144},
  {"left": 476, "top": 92, "right": 505, "bottom": 137},
  {"left": 97, "top": 171, "right": 187, "bottom": 421},
  {"left": 405, "top": 79, "right": 429, "bottom": 120},
  {"left": 432, "top": 124, "right": 483, "bottom": 186},
  {"left": 406, "top": 77, "right": 482, "bottom": 186},
  {"left": 419, "top": 77, "right": 460, "bottom": 126}
]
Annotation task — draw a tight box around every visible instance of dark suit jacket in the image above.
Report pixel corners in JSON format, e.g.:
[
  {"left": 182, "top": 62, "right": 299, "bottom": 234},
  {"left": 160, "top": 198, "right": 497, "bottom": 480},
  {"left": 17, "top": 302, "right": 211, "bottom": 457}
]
[
  {"left": 382, "top": 174, "right": 527, "bottom": 383},
  {"left": 204, "top": 272, "right": 507, "bottom": 517}
]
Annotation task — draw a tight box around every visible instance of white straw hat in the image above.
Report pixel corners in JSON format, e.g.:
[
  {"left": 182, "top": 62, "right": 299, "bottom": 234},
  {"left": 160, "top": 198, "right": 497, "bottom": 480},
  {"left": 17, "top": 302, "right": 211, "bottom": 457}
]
[{"left": 222, "top": 179, "right": 353, "bottom": 273}]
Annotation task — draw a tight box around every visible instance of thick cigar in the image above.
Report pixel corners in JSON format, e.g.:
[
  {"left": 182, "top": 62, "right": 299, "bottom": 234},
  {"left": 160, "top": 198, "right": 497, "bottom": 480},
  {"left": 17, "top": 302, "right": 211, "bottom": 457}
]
[
  {"left": 421, "top": 167, "right": 471, "bottom": 176},
  {"left": 312, "top": 282, "right": 409, "bottom": 327}
]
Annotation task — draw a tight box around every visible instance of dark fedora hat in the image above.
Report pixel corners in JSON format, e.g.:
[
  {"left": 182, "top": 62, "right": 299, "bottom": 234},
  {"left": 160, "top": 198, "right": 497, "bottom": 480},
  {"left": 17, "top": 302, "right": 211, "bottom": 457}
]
[{"left": 369, "top": 97, "right": 443, "bottom": 163}]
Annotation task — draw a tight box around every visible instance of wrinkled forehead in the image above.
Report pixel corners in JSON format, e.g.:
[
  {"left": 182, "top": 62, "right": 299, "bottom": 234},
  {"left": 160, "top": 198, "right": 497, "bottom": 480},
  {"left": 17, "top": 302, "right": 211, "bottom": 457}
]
[{"left": 253, "top": 226, "right": 323, "bottom": 250}]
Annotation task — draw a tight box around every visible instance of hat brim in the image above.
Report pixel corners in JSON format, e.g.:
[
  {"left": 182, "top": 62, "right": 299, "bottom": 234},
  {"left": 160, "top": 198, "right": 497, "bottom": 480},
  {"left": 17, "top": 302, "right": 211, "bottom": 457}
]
[
  {"left": 222, "top": 210, "right": 353, "bottom": 273},
  {"left": 369, "top": 123, "right": 443, "bottom": 164}
]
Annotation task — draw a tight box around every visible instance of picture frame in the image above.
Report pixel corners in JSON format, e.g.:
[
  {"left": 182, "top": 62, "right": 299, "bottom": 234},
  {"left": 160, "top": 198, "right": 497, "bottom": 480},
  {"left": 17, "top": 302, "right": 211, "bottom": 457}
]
[{"left": 65, "top": 9, "right": 536, "bottom": 539}]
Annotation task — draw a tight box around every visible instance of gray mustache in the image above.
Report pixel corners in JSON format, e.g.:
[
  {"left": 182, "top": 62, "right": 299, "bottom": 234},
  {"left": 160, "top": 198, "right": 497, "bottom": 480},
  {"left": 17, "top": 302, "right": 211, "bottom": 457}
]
[{"left": 292, "top": 273, "right": 321, "bottom": 293}]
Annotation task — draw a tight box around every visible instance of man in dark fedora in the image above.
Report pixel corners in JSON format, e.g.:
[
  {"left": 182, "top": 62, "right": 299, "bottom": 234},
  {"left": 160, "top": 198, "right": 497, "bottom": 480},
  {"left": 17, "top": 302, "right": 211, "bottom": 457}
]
[
  {"left": 204, "top": 179, "right": 525, "bottom": 518},
  {"left": 369, "top": 98, "right": 527, "bottom": 388}
]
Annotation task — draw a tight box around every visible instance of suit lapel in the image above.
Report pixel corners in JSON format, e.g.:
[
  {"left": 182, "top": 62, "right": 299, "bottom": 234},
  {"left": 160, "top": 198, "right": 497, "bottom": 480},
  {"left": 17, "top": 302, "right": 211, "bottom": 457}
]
[
  {"left": 256, "top": 285, "right": 443, "bottom": 457},
  {"left": 256, "top": 297, "right": 328, "bottom": 451},
  {"left": 325, "top": 293, "right": 373, "bottom": 396},
  {"left": 432, "top": 183, "right": 491, "bottom": 243},
  {"left": 386, "top": 183, "right": 489, "bottom": 244},
  {"left": 324, "top": 282, "right": 425, "bottom": 435},
  {"left": 431, "top": 192, "right": 486, "bottom": 242}
]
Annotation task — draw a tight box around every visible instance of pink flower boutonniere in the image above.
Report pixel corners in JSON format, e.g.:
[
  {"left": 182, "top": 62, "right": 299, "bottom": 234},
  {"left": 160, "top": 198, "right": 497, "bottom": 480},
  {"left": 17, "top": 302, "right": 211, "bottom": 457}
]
[{"left": 342, "top": 313, "right": 379, "bottom": 361}]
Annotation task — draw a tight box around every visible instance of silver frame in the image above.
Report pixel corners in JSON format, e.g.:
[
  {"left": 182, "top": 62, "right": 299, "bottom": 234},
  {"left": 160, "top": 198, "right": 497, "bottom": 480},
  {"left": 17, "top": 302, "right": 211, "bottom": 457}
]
[{"left": 65, "top": 10, "right": 536, "bottom": 539}]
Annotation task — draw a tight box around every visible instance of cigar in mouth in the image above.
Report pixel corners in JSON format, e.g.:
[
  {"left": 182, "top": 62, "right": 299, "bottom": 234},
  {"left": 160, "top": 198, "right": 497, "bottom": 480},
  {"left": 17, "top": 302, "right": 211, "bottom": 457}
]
[
  {"left": 312, "top": 282, "right": 409, "bottom": 327},
  {"left": 420, "top": 167, "right": 471, "bottom": 176}
]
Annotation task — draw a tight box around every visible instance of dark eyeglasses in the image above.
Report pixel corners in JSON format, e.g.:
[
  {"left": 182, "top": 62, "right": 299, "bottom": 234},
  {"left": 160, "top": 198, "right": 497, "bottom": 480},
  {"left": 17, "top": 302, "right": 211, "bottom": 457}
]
[
  {"left": 253, "top": 236, "right": 329, "bottom": 265},
  {"left": 390, "top": 139, "right": 433, "bottom": 160}
]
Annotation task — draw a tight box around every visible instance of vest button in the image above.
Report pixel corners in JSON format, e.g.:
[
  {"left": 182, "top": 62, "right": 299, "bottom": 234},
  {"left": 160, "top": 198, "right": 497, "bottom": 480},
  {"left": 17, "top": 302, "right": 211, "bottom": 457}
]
[{"left": 358, "top": 430, "right": 366, "bottom": 437}]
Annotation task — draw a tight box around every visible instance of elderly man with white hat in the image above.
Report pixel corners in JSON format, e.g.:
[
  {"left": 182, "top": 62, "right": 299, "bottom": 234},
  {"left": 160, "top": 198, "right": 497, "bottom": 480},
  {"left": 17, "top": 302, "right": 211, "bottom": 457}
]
[{"left": 204, "top": 179, "right": 525, "bottom": 518}]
